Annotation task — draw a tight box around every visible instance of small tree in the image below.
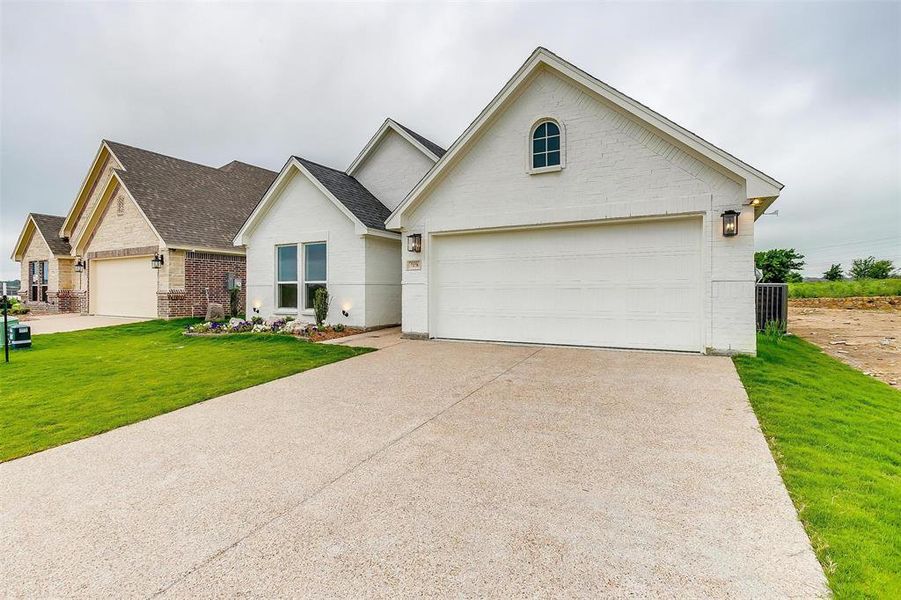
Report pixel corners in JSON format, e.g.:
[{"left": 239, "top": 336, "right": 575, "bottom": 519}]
[
  {"left": 312, "top": 287, "right": 330, "bottom": 327},
  {"left": 754, "top": 249, "right": 805, "bottom": 283},
  {"left": 823, "top": 264, "right": 843, "bottom": 281},
  {"left": 850, "top": 256, "right": 896, "bottom": 280},
  {"left": 229, "top": 287, "right": 241, "bottom": 317}
]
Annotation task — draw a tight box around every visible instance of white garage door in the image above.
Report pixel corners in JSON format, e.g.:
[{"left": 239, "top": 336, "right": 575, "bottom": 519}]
[
  {"left": 90, "top": 256, "right": 158, "bottom": 318},
  {"left": 431, "top": 218, "right": 703, "bottom": 351}
]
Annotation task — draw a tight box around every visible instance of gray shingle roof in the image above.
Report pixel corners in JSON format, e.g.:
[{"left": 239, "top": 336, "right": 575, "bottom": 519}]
[
  {"left": 30, "top": 214, "right": 71, "bottom": 255},
  {"left": 293, "top": 157, "right": 392, "bottom": 230},
  {"left": 393, "top": 121, "right": 446, "bottom": 158},
  {"left": 105, "top": 141, "right": 277, "bottom": 252}
]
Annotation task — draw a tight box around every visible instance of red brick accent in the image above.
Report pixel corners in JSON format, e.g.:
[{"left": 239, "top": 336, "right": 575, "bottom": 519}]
[
  {"left": 158, "top": 289, "right": 188, "bottom": 319},
  {"left": 181, "top": 252, "right": 246, "bottom": 318},
  {"left": 53, "top": 290, "right": 86, "bottom": 314}
]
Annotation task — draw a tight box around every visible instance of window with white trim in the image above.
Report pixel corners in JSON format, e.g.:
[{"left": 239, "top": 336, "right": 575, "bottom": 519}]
[
  {"left": 276, "top": 245, "right": 298, "bottom": 310},
  {"left": 531, "top": 120, "right": 561, "bottom": 169},
  {"left": 303, "top": 242, "right": 327, "bottom": 310}
]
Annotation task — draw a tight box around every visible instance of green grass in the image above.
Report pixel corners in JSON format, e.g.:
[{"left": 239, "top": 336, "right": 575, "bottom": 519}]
[
  {"left": 0, "top": 319, "right": 372, "bottom": 462},
  {"left": 734, "top": 335, "right": 900, "bottom": 598},
  {"left": 789, "top": 278, "right": 901, "bottom": 298}
]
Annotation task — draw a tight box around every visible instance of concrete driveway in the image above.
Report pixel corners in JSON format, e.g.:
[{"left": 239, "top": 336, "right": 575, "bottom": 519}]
[
  {"left": 0, "top": 340, "right": 828, "bottom": 598},
  {"left": 20, "top": 313, "right": 148, "bottom": 334}
]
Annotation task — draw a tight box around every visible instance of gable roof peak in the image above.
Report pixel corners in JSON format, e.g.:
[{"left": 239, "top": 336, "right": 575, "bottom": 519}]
[
  {"left": 11, "top": 213, "right": 71, "bottom": 260},
  {"left": 386, "top": 47, "right": 783, "bottom": 230},
  {"left": 346, "top": 117, "right": 446, "bottom": 175}
]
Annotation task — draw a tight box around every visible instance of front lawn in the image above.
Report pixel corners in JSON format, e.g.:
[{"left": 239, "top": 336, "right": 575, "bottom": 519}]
[
  {"left": 789, "top": 278, "right": 901, "bottom": 298},
  {"left": 734, "top": 335, "right": 900, "bottom": 599},
  {"left": 0, "top": 319, "right": 372, "bottom": 462}
]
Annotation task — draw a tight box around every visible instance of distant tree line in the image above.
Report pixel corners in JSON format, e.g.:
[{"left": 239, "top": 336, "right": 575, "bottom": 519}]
[{"left": 754, "top": 251, "right": 897, "bottom": 283}]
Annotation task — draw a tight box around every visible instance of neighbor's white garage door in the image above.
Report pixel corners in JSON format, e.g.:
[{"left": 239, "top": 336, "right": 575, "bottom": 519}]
[
  {"left": 431, "top": 218, "right": 703, "bottom": 351},
  {"left": 90, "top": 256, "right": 158, "bottom": 318}
]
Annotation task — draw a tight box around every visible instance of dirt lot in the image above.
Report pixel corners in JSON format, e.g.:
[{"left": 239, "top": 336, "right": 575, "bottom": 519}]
[{"left": 789, "top": 305, "right": 900, "bottom": 387}]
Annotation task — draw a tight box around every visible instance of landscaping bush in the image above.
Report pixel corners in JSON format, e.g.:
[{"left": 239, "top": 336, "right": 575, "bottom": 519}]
[
  {"left": 763, "top": 319, "right": 786, "bottom": 342},
  {"left": 313, "top": 287, "right": 329, "bottom": 327},
  {"left": 229, "top": 287, "right": 240, "bottom": 317}
]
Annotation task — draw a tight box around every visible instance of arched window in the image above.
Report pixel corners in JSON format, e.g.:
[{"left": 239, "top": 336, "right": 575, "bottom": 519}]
[{"left": 532, "top": 120, "right": 561, "bottom": 169}]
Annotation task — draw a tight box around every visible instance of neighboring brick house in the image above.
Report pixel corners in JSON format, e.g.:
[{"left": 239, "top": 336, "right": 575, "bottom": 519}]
[
  {"left": 16, "top": 140, "right": 277, "bottom": 318},
  {"left": 10, "top": 214, "right": 76, "bottom": 313}
]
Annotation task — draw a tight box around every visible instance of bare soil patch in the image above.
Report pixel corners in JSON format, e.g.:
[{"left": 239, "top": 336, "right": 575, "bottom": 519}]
[
  {"left": 789, "top": 296, "right": 900, "bottom": 310},
  {"left": 789, "top": 306, "right": 900, "bottom": 387}
]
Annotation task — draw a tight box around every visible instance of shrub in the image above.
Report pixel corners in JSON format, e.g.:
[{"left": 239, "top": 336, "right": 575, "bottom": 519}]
[
  {"left": 850, "top": 256, "right": 896, "bottom": 280},
  {"left": 332, "top": 323, "right": 345, "bottom": 332},
  {"left": 313, "top": 287, "right": 329, "bottom": 327},
  {"left": 755, "top": 249, "right": 805, "bottom": 283},
  {"left": 10, "top": 303, "right": 30, "bottom": 315},
  {"left": 763, "top": 319, "right": 786, "bottom": 343},
  {"left": 823, "top": 264, "right": 843, "bottom": 281},
  {"left": 229, "top": 288, "right": 240, "bottom": 317},
  {"left": 251, "top": 316, "right": 263, "bottom": 325}
]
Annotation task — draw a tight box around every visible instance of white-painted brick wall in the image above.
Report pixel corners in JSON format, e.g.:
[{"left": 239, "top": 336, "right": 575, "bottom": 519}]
[
  {"left": 401, "top": 69, "right": 756, "bottom": 354},
  {"left": 352, "top": 130, "right": 435, "bottom": 211},
  {"left": 364, "top": 235, "right": 402, "bottom": 326},
  {"left": 243, "top": 167, "right": 400, "bottom": 328}
]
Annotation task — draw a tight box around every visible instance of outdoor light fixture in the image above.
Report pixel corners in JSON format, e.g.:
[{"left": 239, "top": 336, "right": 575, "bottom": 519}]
[
  {"left": 721, "top": 210, "right": 740, "bottom": 237},
  {"left": 407, "top": 233, "right": 422, "bottom": 253},
  {"left": 342, "top": 309, "right": 349, "bottom": 317},
  {"left": 150, "top": 253, "right": 164, "bottom": 269},
  {"left": 74, "top": 258, "right": 86, "bottom": 273}
]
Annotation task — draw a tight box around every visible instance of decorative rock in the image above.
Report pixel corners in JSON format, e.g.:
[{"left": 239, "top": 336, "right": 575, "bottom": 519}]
[
  {"left": 205, "top": 303, "right": 225, "bottom": 321},
  {"left": 228, "top": 317, "right": 244, "bottom": 328},
  {"left": 284, "top": 320, "right": 310, "bottom": 335}
]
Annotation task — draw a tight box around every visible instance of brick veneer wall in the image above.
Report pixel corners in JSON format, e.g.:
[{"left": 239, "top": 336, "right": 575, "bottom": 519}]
[
  {"left": 181, "top": 252, "right": 246, "bottom": 318},
  {"left": 157, "top": 289, "right": 189, "bottom": 318},
  {"left": 54, "top": 290, "right": 87, "bottom": 314}
]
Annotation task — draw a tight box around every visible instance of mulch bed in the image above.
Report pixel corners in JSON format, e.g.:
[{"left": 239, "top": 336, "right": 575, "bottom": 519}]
[{"left": 308, "top": 327, "right": 364, "bottom": 341}]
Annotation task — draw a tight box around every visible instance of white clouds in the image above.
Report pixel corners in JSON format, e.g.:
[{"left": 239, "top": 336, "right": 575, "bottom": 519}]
[{"left": 1, "top": 1, "right": 898, "bottom": 279}]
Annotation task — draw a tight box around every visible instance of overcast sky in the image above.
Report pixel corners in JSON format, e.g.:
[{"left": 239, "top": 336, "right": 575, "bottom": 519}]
[{"left": 1, "top": 1, "right": 898, "bottom": 279}]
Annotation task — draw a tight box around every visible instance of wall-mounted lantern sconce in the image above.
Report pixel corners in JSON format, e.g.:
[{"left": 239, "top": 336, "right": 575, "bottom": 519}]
[
  {"left": 342, "top": 309, "right": 349, "bottom": 317},
  {"left": 252, "top": 300, "right": 261, "bottom": 314},
  {"left": 407, "top": 233, "right": 422, "bottom": 253},
  {"left": 150, "top": 253, "right": 164, "bottom": 269},
  {"left": 74, "top": 257, "right": 86, "bottom": 273},
  {"left": 721, "top": 210, "right": 739, "bottom": 237}
]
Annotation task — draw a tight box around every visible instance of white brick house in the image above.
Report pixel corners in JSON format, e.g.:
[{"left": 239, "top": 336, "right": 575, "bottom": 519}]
[
  {"left": 235, "top": 119, "right": 443, "bottom": 328},
  {"left": 386, "top": 48, "right": 782, "bottom": 354}
]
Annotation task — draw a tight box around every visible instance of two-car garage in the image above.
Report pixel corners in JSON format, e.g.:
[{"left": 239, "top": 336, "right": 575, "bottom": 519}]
[
  {"left": 89, "top": 256, "right": 158, "bottom": 318},
  {"left": 429, "top": 218, "right": 703, "bottom": 352}
]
